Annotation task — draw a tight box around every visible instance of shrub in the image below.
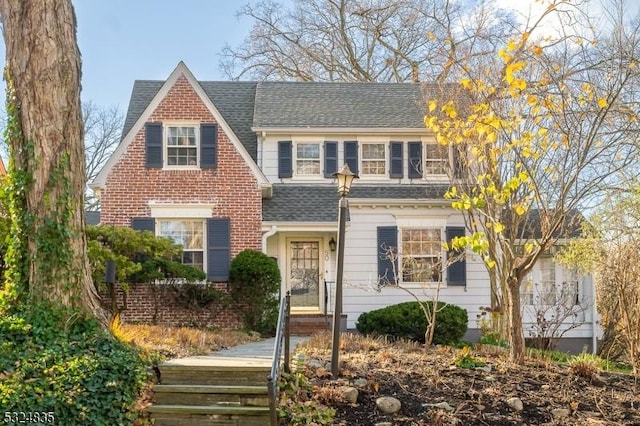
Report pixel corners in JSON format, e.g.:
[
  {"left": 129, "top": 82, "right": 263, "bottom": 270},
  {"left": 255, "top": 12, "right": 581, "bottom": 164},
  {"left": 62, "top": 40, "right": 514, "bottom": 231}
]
[
  {"left": 0, "top": 302, "right": 149, "bottom": 425},
  {"left": 356, "top": 301, "right": 468, "bottom": 345},
  {"left": 569, "top": 352, "right": 603, "bottom": 379},
  {"left": 229, "top": 249, "right": 281, "bottom": 335}
]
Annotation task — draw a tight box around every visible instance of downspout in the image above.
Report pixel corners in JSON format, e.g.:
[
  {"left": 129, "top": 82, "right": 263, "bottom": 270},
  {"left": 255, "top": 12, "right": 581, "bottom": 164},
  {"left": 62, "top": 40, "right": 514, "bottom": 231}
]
[{"left": 262, "top": 225, "right": 278, "bottom": 254}]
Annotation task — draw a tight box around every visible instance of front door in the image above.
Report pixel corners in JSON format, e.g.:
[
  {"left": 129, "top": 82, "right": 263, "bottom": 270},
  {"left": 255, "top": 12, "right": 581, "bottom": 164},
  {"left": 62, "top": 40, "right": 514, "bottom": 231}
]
[{"left": 288, "top": 240, "right": 322, "bottom": 310}]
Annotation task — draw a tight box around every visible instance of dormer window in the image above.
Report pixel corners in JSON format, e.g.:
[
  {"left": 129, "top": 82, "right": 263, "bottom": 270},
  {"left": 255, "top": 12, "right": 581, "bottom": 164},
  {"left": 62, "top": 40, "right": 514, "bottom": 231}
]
[{"left": 167, "top": 126, "right": 198, "bottom": 166}]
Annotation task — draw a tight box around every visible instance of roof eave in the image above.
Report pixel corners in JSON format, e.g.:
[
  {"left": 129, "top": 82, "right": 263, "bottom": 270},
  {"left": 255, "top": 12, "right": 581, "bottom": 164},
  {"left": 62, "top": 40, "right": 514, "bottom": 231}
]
[{"left": 252, "top": 127, "right": 431, "bottom": 135}]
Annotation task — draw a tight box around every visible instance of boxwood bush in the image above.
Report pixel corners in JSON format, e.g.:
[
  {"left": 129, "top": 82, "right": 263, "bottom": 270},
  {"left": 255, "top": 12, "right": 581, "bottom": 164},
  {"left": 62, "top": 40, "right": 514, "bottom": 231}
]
[
  {"left": 229, "top": 249, "right": 281, "bottom": 335},
  {"left": 0, "top": 302, "right": 149, "bottom": 425},
  {"left": 356, "top": 301, "right": 468, "bottom": 345}
]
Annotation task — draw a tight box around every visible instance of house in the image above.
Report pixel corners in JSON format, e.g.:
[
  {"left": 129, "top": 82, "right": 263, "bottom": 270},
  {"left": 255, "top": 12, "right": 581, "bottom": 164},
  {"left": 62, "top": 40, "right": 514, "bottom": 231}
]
[{"left": 91, "top": 62, "right": 598, "bottom": 351}]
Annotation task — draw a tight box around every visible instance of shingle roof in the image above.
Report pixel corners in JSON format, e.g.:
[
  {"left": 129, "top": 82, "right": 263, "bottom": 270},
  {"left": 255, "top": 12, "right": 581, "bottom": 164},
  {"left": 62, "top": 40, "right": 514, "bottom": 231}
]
[
  {"left": 121, "top": 80, "right": 259, "bottom": 160},
  {"left": 253, "top": 82, "right": 428, "bottom": 128},
  {"left": 263, "top": 184, "right": 449, "bottom": 222},
  {"left": 121, "top": 80, "right": 461, "bottom": 162}
]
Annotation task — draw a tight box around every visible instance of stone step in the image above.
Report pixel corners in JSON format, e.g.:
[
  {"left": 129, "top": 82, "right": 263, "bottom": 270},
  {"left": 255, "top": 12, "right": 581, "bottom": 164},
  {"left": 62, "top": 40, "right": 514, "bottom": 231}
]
[
  {"left": 153, "top": 384, "right": 269, "bottom": 407},
  {"left": 148, "top": 404, "right": 270, "bottom": 426}
]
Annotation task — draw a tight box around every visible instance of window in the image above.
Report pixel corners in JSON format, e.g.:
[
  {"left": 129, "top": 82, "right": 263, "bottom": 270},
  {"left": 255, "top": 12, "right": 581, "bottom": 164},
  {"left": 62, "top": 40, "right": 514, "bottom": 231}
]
[
  {"left": 361, "top": 143, "right": 386, "bottom": 175},
  {"left": 424, "top": 144, "right": 448, "bottom": 175},
  {"left": 295, "top": 143, "right": 321, "bottom": 175},
  {"left": 521, "top": 279, "right": 534, "bottom": 305},
  {"left": 401, "top": 228, "right": 442, "bottom": 283},
  {"left": 166, "top": 126, "right": 198, "bottom": 166},
  {"left": 158, "top": 219, "right": 205, "bottom": 271},
  {"left": 539, "top": 257, "right": 556, "bottom": 305}
]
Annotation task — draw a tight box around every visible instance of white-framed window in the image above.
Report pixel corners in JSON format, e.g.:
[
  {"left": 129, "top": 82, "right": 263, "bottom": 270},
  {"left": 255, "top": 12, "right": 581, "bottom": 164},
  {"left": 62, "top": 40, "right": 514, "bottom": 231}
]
[
  {"left": 361, "top": 143, "right": 387, "bottom": 176},
  {"left": 424, "top": 143, "right": 449, "bottom": 175},
  {"left": 166, "top": 125, "right": 199, "bottom": 167},
  {"left": 158, "top": 219, "right": 205, "bottom": 271},
  {"left": 539, "top": 257, "right": 556, "bottom": 305},
  {"left": 295, "top": 142, "right": 321, "bottom": 176},
  {"left": 401, "top": 228, "right": 443, "bottom": 283}
]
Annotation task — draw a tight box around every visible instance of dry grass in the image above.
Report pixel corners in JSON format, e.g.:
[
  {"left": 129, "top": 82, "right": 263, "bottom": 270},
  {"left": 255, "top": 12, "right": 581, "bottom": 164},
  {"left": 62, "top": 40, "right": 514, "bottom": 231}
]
[{"left": 113, "top": 322, "right": 262, "bottom": 359}]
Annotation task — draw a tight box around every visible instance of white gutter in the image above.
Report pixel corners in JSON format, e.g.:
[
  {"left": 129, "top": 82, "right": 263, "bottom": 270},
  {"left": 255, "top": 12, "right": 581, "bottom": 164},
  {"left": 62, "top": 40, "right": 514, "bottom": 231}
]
[{"left": 262, "top": 225, "right": 278, "bottom": 254}]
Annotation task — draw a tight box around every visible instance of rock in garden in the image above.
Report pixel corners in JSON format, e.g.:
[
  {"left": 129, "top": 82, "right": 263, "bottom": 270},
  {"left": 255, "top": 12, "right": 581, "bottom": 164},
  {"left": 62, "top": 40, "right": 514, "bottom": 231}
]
[
  {"left": 340, "top": 386, "right": 359, "bottom": 404},
  {"left": 551, "top": 408, "right": 571, "bottom": 419},
  {"left": 307, "top": 358, "right": 324, "bottom": 369},
  {"left": 506, "top": 397, "right": 524, "bottom": 411},
  {"left": 353, "top": 378, "right": 368, "bottom": 388},
  {"left": 376, "top": 396, "right": 402, "bottom": 414},
  {"left": 423, "top": 401, "right": 454, "bottom": 412},
  {"left": 374, "top": 423, "right": 393, "bottom": 426}
]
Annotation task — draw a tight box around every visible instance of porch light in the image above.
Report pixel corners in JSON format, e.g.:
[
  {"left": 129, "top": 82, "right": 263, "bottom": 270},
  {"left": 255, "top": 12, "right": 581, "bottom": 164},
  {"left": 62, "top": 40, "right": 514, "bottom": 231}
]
[
  {"left": 329, "top": 237, "right": 337, "bottom": 252},
  {"left": 332, "top": 164, "right": 358, "bottom": 197}
]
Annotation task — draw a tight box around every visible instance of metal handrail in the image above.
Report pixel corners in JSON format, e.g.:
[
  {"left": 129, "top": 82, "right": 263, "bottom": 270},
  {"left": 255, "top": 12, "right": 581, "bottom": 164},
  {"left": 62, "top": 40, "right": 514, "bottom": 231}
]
[{"left": 267, "top": 291, "right": 291, "bottom": 426}]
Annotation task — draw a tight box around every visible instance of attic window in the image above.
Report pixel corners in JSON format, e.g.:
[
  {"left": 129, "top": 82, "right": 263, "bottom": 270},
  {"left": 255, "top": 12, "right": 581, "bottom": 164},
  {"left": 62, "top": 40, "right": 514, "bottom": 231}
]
[{"left": 167, "top": 126, "right": 198, "bottom": 167}]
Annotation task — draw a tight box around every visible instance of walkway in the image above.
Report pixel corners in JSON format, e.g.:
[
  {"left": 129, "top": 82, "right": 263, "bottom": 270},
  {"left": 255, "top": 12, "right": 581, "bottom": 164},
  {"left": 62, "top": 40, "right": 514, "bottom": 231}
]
[{"left": 210, "top": 336, "right": 307, "bottom": 359}]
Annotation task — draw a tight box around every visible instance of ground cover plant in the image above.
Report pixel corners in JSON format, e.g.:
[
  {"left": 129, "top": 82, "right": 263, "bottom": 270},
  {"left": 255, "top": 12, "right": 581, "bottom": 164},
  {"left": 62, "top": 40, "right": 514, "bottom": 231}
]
[{"left": 287, "top": 331, "right": 640, "bottom": 425}]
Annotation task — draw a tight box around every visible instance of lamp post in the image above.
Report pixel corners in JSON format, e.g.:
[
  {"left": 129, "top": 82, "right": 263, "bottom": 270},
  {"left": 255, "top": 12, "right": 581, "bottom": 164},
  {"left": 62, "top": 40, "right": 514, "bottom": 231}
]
[{"left": 331, "top": 163, "right": 358, "bottom": 378}]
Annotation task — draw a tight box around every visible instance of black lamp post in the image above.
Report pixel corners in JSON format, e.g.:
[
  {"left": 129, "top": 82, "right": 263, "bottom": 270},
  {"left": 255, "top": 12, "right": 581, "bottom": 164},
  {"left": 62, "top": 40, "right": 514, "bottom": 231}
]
[{"left": 330, "top": 163, "right": 358, "bottom": 378}]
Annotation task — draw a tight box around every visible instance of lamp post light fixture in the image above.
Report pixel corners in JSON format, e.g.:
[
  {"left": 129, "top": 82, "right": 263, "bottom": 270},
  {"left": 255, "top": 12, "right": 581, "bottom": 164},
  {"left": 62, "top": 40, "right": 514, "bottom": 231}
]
[{"left": 330, "top": 163, "right": 358, "bottom": 378}]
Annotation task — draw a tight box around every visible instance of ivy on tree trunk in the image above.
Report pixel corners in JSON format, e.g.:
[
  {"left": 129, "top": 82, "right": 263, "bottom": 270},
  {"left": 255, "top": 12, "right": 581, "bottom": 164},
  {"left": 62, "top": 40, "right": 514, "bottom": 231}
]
[{"left": 0, "top": 0, "right": 105, "bottom": 322}]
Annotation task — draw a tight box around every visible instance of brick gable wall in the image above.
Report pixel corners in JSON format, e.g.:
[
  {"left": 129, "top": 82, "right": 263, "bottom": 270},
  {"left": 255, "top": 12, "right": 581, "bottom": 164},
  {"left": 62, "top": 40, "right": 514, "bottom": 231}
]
[{"left": 100, "top": 75, "right": 262, "bottom": 258}]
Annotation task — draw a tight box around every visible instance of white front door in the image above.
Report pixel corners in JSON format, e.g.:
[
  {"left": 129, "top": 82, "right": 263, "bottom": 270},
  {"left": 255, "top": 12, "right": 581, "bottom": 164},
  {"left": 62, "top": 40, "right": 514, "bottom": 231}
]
[{"left": 288, "top": 239, "right": 323, "bottom": 310}]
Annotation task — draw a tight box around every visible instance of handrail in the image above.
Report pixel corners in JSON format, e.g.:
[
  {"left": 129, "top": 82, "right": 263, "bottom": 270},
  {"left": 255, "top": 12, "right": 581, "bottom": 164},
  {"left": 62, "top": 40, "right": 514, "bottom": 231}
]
[{"left": 267, "top": 291, "right": 291, "bottom": 426}]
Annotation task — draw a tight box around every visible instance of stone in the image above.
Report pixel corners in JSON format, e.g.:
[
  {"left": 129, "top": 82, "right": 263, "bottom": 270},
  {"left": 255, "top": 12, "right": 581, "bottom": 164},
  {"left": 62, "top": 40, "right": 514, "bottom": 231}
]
[
  {"left": 307, "top": 358, "right": 325, "bottom": 369},
  {"left": 551, "top": 408, "right": 571, "bottom": 419},
  {"left": 376, "top": 396, "right": 402, "bottom": 414},
  {"left": 423, "top": 401, "right": 454, "bottom": 412},
  {"left": 484, "top": 375, "right": 496, "bottom": 382},
  {"left": 475, "top": 365, "right": 492, "bottom": 373},
  {"left": 340, "top": 386, "right": 359, "bottom": 404},
  {"left": 374, "top": 423, "right": 393, "bottom": 426},
  {"left": 506, "top": 397, "right": 524, "bottom": 411},
  {"left": 353, "top": 378, "right": 368, "bottom": 388}
]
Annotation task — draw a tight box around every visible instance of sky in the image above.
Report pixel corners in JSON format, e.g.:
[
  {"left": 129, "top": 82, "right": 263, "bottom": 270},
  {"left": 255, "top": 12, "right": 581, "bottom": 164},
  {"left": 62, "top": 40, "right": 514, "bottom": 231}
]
[
  {"left": 1, "top": 0, "right": 262, "bottom": 111},
  {"left": 0, "top": 0, "right": 632, "bottom": 114}
]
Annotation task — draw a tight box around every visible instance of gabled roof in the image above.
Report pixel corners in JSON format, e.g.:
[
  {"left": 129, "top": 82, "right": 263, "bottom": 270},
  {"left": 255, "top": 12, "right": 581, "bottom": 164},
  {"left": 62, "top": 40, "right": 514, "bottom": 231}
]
[
  {"left": 122, "top": 80, "right": 259, "bottom": 160},
  {"left": 92, "top": 62, "right": 268, "bottom": 190},
  {"left": 263, "top": 184, "right": 449, "bottom": 222}
]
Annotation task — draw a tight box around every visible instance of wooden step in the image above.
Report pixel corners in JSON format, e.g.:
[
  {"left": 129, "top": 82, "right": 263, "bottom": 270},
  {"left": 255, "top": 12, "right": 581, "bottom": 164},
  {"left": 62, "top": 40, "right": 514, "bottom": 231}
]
[
  {"left": 158, "top": 356, "right": 271, "bottom": 386},
  {"left": 153, "top": 385, "right": 269, "bottom": 407},
  {"left": 148, "top": 404, "right": 270, "bottom": 426}
]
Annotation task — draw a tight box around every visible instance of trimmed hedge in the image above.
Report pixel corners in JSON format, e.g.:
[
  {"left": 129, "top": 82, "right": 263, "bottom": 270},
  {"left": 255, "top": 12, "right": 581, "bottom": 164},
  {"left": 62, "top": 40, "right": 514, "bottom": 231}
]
[{"left": 356, "top": 301, "right": 468, "bottom": 345}]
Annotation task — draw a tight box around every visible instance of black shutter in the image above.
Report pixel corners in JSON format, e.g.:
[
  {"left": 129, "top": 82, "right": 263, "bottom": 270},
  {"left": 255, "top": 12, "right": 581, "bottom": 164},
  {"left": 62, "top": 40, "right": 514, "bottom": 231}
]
[
  {"left": 344, "top": 141, "right": 359, "bottom": 175},
  {"left": 324, "top": 141, "right": 338, "bottom": 177},
  {"left": 200, "top": 123, "right": 218, "bottom": 169},
  {"left": 377, "top": 226, "right": 398, "bottom": 285},
  {"left": 207, "top": 217, "right": 231, "bottom": 282},
  {"left": 408, "top": 141, "right": 422, "bottom": 179},
  {"left": 446, "top": 227, "right": 466, "bottom": 286},
  {"left": 278, "top": 141, "right": 293, "bottom": 178},
  {"left": 452, "top": 144, "right": 465, "bottom": 179},
  {"left": 132, "top": 217, "right": 155, "bottom": 233},
  {"left": 390, "top": 141, "right": 403, "bottom": 178},
  {"left": 145, "top": 122, "right": 163, "bottom": 168}
]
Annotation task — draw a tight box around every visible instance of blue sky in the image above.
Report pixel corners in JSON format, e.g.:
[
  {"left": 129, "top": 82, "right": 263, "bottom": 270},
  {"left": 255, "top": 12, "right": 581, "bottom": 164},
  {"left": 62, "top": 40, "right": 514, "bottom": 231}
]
[{"left": 1, "top": 0, "right": 260, "bottom": 111}]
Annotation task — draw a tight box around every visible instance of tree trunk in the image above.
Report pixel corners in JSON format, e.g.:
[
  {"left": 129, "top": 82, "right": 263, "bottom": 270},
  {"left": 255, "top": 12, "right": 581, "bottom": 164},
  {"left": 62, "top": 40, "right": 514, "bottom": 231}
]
[
  {"left": 0, "top": 0, "right": 105, "bottom": 321},
  {"left": 506, "top": 277, "right": 525, "bottom": 364}
]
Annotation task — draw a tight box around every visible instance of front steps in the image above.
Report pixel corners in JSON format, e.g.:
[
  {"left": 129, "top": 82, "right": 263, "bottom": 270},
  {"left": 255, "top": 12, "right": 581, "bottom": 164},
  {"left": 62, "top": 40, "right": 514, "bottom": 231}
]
[
  {"left": 289, "top": 313, "right": 346, "bottom": 335},
  {"left": 147, "top": 356, "right": 272, "bottom": 426}
]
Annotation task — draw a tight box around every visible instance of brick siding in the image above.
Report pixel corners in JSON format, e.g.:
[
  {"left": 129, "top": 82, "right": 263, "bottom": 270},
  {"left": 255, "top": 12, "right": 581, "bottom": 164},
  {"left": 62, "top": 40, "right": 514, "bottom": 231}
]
[
  {"left": 99, "top": 75, "right": 262, "bottom": 257},
  {"left": 101, "top": 283, "right": 242, "bottom": 330}
]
